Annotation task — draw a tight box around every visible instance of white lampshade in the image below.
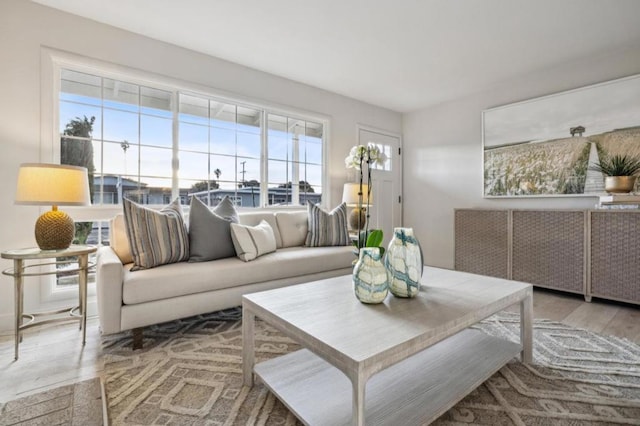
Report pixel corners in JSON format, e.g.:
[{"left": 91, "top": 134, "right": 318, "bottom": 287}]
[
  {"left": 15, "top": 163, "right": 91, "bottom": 206},
  {"left": 342, "top": 182, "right": 372, "bottom": 206},
  {"left": 15, "top": 163, "right": 91, "bottom": 250}
]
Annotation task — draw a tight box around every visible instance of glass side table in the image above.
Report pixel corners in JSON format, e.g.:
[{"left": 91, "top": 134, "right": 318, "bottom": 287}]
[{"left": 1, "top": 245, "right": 97, "bottom": 360}]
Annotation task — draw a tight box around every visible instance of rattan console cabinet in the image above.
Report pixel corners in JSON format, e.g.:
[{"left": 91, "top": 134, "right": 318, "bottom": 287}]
[{"left": 455, "top": 209, "right": 640, "bottom": 305}]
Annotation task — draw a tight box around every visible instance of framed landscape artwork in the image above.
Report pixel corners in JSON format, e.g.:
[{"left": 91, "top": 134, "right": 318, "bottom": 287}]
[{"left": 483, "top": 74, "right": 640, "bottom": 197}]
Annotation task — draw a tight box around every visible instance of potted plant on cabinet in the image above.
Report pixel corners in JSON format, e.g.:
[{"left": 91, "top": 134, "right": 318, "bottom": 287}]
[{"left": 589, "top": 154, "right": 640, "bottom": 193}]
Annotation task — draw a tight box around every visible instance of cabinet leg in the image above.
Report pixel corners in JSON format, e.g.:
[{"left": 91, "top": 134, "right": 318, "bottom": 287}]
[
  {"left": 584, "top": 295, "right": 592, "bottom": 302},
  {"left": 132, "top": 328, "right": 143, "bottom": 350}
]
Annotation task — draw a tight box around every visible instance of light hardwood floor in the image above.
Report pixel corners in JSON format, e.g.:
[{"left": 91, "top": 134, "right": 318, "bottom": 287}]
[{"left": 0, "top": 288, "right": 638, "bottom": 404}]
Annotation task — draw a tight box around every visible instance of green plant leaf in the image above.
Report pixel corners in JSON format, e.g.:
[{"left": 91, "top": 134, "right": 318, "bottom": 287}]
[
  {"left": 365, "top": 229, "right": 383, "bottom": 248},
  {"left": 588, "top": 154, "right": 640, "bottom": 176}
]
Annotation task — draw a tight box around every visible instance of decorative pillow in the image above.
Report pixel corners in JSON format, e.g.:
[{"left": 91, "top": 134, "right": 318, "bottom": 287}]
[
  {"left": 239, "top": 212, "right": 283, "bottom": 248},
  {"left": 110, "top": 214, "right": 133, "bottom": 264},
  {"left": 230, "top": 220, "right": 277, "bottom": 262},
  {"left": 122, "top": 198, "right": 189, "bottom": 271},
  {"left": 212, "top": 195, "right": 240, "bottom": 223},
  {"left": 275, "top": 211, "right": 308, "bottom": 247},
  {"left": 305, "top": 201, "right": 350, "bottom": 247},
  {"left": 188, "top": 196, "right": 239, "bottom": 262}
]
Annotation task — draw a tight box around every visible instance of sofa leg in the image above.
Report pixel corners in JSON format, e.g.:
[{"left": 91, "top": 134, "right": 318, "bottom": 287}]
[{"left": 132, "top": 328, "right": 143, "bottom": 350}]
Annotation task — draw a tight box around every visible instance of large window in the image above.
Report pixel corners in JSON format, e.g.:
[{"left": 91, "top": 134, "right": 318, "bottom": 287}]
[
  {"left": 267, "top": 114, "right": 323, "bottom": 206},
  {"left": 58, "top": 69, "right": 325, "bottom": 210}
]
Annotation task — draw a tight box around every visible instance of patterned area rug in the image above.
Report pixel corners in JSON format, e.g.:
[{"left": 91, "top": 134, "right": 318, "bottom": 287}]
[
  {"left": 0, "top": 378, "right": 104, "bottom": 426},
  {"left": 102, "top": 309, "right": 640, "bottom": 425}
]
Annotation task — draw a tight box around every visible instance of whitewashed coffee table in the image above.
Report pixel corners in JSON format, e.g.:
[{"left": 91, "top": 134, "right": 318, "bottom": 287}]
[{"left": 242, "top": 266, "right": 533, "bottom": 426}]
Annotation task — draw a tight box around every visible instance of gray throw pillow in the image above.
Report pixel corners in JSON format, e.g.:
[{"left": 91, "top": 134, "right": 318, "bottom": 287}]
[
  {"left": 213, "top": 195, "right": 240, "bottom": 223},
  {"left": 188, "top": 196, "right": 239, "bottom": 262}
]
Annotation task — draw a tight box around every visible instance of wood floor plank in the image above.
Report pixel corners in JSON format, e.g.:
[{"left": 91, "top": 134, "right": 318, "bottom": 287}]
[
  {"left": 502, "top": 288, "right": 584, "bottom": 321},
  {"left": 562, "top": 300, "right": 620, "bottom": 333},
  {"left": 0, "top": 319, "right": 103, "bottom": 403},
  {"left": 602, "top": 305, "right": 640, "bottom": 344},
  {"left": 530, "top": 290, "right": 586, "bottom": 321}
]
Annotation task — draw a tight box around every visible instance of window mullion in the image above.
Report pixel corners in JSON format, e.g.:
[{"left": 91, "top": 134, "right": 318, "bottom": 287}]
[
  {"left": 260, "top": 110, "right": 268, "bottom": 207},
  {"left": 172, "top": 90, "right": 180, "bottom": 201},
  {"left": 292, "top": 124, "right": 300, "bottom": 206}
]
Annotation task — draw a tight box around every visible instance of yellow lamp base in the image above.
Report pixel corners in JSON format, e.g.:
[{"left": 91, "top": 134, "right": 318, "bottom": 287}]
[
  {"left": 34, "top": 207, "right": 75, "bottom": 250},
  {"left": 349, "top": 207, "right": 367, "bottom": 231}
]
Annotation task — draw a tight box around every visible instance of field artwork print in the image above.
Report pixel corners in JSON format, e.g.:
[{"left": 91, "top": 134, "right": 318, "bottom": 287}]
[{"left": 483, "top": 74, "right": 640, "bottom": 197}]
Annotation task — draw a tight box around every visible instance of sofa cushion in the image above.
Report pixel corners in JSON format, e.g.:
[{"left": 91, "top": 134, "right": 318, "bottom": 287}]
[
  {"left": 230, "top": 220, "right": 277, "bottom": 261},
  {"left": 188, "top": 196, "right": 238, "bottom": 262},
  {"left": 276, "top": 211, "right": 308, "bottom": 247},
  {"left": 123, "top": 198, "right": 190, "bottom": 271},
  {"left": 305, "top": 201, "right": 350, "bottom": 247},
  {"left": 122, "top": 246, "right": 354, "bottom": 305},
  {"left": 110, "top": 214, "right": 133, "bottom": 264},
  {"left": 239, "top": 212, "right": 283, "bottom": 248}
]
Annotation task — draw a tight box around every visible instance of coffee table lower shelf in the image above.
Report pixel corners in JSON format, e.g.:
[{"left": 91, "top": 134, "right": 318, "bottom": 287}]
[{"left": 254, "top": 329, "right": 521, "bottom": 425}]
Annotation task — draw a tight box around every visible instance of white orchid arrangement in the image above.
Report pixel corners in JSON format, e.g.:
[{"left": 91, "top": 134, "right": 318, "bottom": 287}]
[
  {"left": 344, "top": 144, "right": 387, "bottom": 170},
  {"left": 345, "top": 144, "right": 388, "bottom": 249}
]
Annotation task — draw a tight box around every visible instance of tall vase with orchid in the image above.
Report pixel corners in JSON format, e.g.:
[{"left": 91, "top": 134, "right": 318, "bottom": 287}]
[{"left": 345, "top": 143, "right": 387, "bottom": 251}]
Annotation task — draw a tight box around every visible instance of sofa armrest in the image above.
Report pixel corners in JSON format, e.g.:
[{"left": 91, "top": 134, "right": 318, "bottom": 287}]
[{"left": 96, "top": 246, "right": 125, "bottom": 334}]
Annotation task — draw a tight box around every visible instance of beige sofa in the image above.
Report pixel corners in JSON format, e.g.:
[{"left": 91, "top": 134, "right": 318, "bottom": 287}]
[{"left": 96, "top": 210, "right": 354, "bottom": 336}]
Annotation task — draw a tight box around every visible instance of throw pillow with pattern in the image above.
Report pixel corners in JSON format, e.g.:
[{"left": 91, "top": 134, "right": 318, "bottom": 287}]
[
  {"left": 122, "top": 197, "right": 189, "bottom": 271},
  {"left": 305, "top": 201, "right": 350, "bottom": 247},
  {"left": 230, "top": 220, "right": 277, "bottom": 261}
]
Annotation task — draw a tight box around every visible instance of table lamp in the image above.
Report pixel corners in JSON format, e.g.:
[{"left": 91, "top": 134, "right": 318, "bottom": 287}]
[
  {"left": 342, "top": 182, "right": 372, "bottom": 231},
  {"left": 15, "top": 163, "right": 91, "bottom": 250}
]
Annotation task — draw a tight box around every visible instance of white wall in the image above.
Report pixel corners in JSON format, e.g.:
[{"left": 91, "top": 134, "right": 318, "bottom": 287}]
[
  {"left": 0, "top": 0, "right": 401, "bottom": 332},
  {"left": 403, "top": 44, "right": 640, "bottom": 269}
]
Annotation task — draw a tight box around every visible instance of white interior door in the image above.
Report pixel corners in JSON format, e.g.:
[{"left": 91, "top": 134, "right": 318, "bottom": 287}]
[{"left": 358, "top": 126, "right": 402, "bottom": 247}]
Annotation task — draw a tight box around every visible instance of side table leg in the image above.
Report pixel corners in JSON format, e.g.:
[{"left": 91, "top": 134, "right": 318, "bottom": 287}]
[
  {"left": 520, "top": 289, "right": 533, "bottom": 364},
  {"left": 242, "top": 306, "right": 255, "bottom": 387},
  {"left": 78, "top": 254, "right": 88, "bottom": 344},
  {"left": 14, "top": 259, "right": 23, "bottom": 360}
]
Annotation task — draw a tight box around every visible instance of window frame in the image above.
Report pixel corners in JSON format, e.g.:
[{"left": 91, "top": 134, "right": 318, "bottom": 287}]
[{"left": 43, "top": 48, "right": 330, "bottom": 213}]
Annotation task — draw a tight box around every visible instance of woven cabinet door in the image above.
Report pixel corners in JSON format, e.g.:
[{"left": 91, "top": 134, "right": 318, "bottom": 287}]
[
  {"left": 591, "top": 211, "right": 640, "bottom": 304},
  {"left": 512, "top": 210, "right": 585, "bottom": 294},
  {"left": 454, "top": 209, "right": 509, "bottom": 279}
]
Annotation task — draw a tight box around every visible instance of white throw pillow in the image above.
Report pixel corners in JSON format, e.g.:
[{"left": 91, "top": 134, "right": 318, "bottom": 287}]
[{"left": 230, "top": 220, "right": 277, "bottom": 262}]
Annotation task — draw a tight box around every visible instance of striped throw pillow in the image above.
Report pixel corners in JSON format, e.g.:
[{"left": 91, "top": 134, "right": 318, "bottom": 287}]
[
  {"left": 230, "top": 220, "right": 277, "bottom": 262},
  {"left": 305, "top": 201, "right": 350, "bottom": 247},
  {"left": 122, "top": 198, "right": 190, "bottom": 271}
]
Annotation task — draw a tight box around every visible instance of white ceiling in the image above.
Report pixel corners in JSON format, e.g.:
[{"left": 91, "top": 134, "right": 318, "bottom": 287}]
[{"left": 33, "top": 0, "right": 640, "bottom": 113}]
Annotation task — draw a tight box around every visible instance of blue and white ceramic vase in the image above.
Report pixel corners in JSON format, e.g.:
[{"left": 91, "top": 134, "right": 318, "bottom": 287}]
[
  {"left": 353, "top": 247, "right": 389, "bottom": 304},
  {"left": 385, "top": 227, "right": 422, "bottom": 298}
]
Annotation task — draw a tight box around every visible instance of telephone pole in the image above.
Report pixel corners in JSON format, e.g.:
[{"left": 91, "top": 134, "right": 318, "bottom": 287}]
[{"left": 239, "top": 161, "right": 246, "bottom": 187}]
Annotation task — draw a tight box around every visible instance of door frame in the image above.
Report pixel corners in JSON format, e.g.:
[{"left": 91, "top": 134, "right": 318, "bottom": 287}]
[{"left": 356, "top": 123, "right": 403, "bottom": 227}]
